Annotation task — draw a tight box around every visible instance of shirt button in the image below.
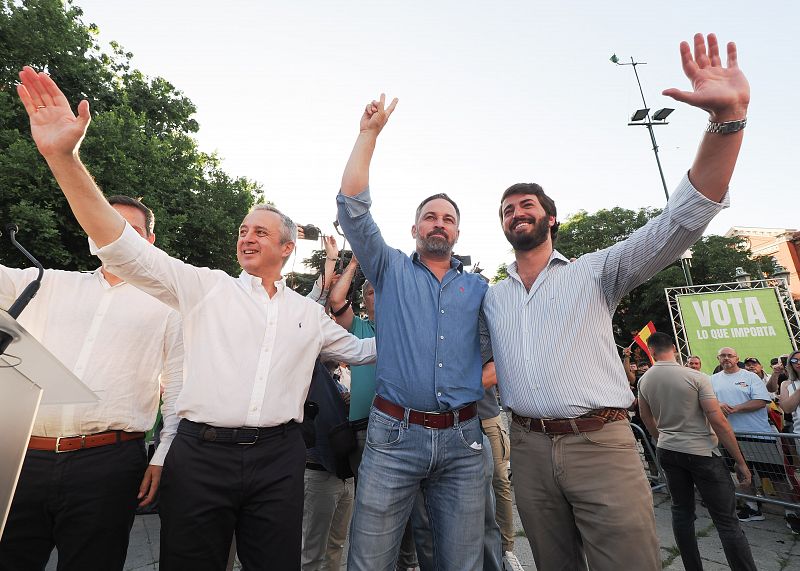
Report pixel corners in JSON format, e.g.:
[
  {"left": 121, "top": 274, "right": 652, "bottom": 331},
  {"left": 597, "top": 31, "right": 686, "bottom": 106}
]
[
  {"left": 440, "top": 335, "right": 444, "bottom": 340},
  {"left": 251, "top": 406, "right": 257, "bottom": 412},
  {"left": 437, "top": 392, "right": 442, "bottom": 397},
  {"left": 440, "top": 309, "right": 445, "bottom": 314},
  {"left": 438, "top": 363, "right": 443, "bottom": 368}
]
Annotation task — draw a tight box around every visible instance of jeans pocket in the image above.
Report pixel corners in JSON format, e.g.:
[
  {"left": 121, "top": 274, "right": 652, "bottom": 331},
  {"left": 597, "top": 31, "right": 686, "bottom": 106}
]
[
  {"left": 366, "top": 411, "right": 402, "bottom": 449},
  {"left": 457, "top": 417, "right": 485, "bottom": 455}
]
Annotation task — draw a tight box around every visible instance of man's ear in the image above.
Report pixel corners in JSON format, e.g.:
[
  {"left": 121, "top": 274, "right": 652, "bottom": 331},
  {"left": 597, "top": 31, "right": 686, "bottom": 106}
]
[
  {"left": 411, "top": 224, "right": 418, "bottom": 239},
  {"left": 282, "top": 240, "right": 295, "bottom": 259},
  {"left": 146, "top": 232, "right": 156, "bottom": 245}
]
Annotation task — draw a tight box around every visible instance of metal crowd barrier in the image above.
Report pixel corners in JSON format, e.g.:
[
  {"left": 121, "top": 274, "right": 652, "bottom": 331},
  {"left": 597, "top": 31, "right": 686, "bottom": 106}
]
[
  {"left": 630, "top": 422, "right": 667, "bottom": 492},
  {"left": 631, "top": 425, "right": 800, "bottom": 511},
  {"left": 729, "top": 430, "right": 800, "bottom": 511}
]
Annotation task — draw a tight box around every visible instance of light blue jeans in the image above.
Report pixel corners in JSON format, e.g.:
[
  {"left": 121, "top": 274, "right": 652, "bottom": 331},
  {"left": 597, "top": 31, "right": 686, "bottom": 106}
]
[
  {"left": 347, "top": 406, "right": 486, "bottom": 571},
  {"left": 412, "top": 433, "right": 503, "bottom": 571}
]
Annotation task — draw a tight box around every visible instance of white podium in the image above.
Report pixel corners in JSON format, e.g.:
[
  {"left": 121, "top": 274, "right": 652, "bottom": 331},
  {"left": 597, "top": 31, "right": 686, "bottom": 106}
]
[{"left": 0, "top": 311, "right": 98, "bottom": 539}]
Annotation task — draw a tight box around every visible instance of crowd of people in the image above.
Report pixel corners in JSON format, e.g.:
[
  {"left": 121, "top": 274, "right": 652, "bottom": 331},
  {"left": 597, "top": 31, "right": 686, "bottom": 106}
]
[
  {"left": 0, "top": 32, "right": 781, "bottom": 571},
  {"left": 629, "top": 338, "right": 800, "bottom": 571}
]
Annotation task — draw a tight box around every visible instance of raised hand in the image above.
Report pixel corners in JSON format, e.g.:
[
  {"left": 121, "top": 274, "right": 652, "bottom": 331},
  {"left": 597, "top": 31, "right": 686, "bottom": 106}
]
[
  {"left": 359, "top": 93, "right": 398, "bottom": 135},
  {"left": 323, "top": 234, "right": 339, "bottom": 259},
  {"left": 662, "top": 34, "right": 749, "bottom": 122},
  {"left": 17, "top": 66, "right": 91, "bottom": 158}
]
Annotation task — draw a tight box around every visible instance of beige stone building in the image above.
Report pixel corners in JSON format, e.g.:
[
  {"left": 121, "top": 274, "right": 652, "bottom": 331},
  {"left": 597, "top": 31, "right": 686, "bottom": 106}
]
[{"left": 725, "top": 227, "right": 800, "bottom": 300}]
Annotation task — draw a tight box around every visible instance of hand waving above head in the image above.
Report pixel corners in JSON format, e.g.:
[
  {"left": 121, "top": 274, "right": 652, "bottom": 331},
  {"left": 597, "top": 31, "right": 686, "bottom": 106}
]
[
  {"left": 17, "top": 66, "right": 91, "bottom": 159},
  {"left": 662, "top": 33, "right": 750, "bottom": 122}
]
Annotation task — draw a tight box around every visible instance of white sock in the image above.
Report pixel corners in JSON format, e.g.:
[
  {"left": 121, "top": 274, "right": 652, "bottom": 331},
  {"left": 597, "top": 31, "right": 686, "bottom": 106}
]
[{"left": 746, "top": 501, "right": 759, "bottom": 511}]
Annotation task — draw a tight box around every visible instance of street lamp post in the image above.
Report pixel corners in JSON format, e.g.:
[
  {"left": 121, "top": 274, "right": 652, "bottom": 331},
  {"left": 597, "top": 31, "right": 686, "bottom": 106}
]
[
  {"left": 734, "top": 266, "right": 752, "bottom": 288},
  {"left": 612, "top": 54, "right": 690, "bottom": 285}
]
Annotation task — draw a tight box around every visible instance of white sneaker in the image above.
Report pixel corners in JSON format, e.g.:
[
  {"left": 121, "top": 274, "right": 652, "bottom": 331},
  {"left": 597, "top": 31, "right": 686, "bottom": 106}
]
[{"left": 503, "top": 551, "right": 525, "bottom": 571}]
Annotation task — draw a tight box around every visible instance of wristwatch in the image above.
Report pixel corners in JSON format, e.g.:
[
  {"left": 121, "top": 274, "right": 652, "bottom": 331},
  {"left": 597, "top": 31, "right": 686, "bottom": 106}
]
[{"left": 706, "top": 118, "right": 747, "bottom": 134}]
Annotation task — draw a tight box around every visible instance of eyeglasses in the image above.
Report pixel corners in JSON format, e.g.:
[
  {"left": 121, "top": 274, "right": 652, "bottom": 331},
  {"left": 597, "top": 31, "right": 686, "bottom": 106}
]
[
  {"left": 791, "top": 357, "right": 800, "bottom": 365},
  {"left": 718, "top": 354, "right": 737, "bottom": 359}
]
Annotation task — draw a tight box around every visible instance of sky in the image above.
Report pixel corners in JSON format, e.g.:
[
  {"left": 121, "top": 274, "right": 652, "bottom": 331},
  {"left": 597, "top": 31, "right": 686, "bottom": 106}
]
[{"left": 72, "top": 0, "right": 799, "bottom": 277}]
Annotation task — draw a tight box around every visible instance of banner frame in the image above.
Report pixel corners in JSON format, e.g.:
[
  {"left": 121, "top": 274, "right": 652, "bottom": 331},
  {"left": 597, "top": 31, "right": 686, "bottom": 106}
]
[{"left": 665, "top": 278, "right": 799, "bottom": 365}]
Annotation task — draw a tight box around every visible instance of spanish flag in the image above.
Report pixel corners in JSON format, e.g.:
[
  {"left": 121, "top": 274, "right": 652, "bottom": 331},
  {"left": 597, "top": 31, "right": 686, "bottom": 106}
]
[{"left": 633, "top": 321, "right": 656, "bottom": 364}]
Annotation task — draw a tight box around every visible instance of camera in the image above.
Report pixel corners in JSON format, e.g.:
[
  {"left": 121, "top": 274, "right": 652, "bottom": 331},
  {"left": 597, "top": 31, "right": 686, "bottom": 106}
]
[{"left": 299, "top": 224, "right": 321, "bottom": 241}]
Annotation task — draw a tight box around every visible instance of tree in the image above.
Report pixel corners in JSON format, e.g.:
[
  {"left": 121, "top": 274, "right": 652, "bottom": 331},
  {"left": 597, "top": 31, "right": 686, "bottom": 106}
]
[
  {"left": 494, "top": 206, "right": 775, "bottom": 346},
  {"left": 0, "top": 0, "right": 259, "bottom": 275}
]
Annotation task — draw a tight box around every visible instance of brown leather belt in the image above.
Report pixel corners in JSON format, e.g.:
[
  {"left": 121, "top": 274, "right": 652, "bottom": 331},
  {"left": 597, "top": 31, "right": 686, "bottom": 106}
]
[
  {"left": 374, "top": 395, "right": 477, "bottom": 429},
  {"left": 512, "top": 408, "right": 628, "bottom": 436},
  {"left": 28, "top": 430, "right": 145, "bottom": 453}
]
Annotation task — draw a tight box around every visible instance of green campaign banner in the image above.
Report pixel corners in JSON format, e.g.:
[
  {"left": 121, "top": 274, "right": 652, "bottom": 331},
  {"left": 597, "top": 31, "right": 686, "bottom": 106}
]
[{"left": 676, "top": 288, "right": 795, "bottom": 375}]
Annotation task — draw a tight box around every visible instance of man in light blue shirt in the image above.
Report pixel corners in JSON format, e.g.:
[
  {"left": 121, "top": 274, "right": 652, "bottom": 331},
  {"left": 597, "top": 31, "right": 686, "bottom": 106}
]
[
  {"left": 711, "top": 346, "right": 775, "bottom": 522},
  {"left": 337, "top": 95, "right": 490, "bottom": 571},
  {"left": 711, "top": 347, "right": 772, "bottom": 434}
]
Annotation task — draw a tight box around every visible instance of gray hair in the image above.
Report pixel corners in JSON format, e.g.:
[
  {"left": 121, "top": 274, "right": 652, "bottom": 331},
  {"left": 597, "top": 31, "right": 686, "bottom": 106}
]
[{"left": 250, "top": 203, "right": 297, "bottom": 244}]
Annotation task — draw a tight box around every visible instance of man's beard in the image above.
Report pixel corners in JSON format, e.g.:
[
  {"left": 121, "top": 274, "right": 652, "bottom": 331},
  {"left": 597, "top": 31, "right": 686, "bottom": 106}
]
[
  {"left": 504, "top": 216, "right": 550, "bottom": 251},
  {"left": 418, "top": 231, "right": 454, "bottom": 257}
]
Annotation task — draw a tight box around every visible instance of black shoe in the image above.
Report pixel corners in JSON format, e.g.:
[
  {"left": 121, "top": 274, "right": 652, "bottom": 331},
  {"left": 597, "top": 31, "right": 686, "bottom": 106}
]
[
  {"left": 786, "top": 513, "right": 800, "bottom": 535},
  {"left": 737, "top": 505, "right": 765, "bottom": 522}
]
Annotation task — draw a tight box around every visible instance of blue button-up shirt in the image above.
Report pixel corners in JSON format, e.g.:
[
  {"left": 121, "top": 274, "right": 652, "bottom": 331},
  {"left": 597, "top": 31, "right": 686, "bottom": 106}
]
[{"left": 337, "top": 188, "right": 487, "bottom": 411}]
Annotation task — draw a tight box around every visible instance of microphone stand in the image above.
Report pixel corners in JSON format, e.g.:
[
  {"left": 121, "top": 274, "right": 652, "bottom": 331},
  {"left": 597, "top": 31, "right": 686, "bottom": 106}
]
[{"left": 0, "top": 224, "right": 45, "bottom": 355}]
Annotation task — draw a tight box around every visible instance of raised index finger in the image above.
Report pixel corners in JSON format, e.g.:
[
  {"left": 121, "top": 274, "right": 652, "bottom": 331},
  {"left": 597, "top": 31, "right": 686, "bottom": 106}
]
[{"left": 386, "top": 97, "right": 399, "bottom": 116}]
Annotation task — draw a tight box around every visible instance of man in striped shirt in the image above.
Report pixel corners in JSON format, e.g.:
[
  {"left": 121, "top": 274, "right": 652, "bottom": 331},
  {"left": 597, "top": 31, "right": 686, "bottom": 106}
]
[{"left": 482, "top": 34, "right": 749, "bottom": 571}]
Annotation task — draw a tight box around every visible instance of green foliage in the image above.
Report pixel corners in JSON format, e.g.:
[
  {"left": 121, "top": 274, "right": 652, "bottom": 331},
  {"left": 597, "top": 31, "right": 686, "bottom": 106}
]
[
  {"left": 494, "top": 205, "right": 772, "bottom": 346},
  {"left": 491, "top": 262, "right": 509, "bottom": 284},
  {"left": 555, "top": 206, "right": 662, "bottom": 259},
  {"left": 0, "top": 0, "right": 259, "bottom": 274}
]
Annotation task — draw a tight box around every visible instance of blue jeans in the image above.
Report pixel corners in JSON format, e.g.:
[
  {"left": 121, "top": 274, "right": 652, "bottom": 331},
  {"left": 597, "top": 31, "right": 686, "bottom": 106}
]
[
  {"left": 412, "top": 433, "right": 503, "bottom": 571},
  {"left": 348, "top": 406, "right": 486, "bottom": 571},
  {"left": 657, "top": 448, "right": 757, "bottom": 571}
]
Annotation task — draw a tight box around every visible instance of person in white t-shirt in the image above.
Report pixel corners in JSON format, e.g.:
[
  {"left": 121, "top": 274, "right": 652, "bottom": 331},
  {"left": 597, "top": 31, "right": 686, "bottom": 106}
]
[{"left": 711, "top": 347, "right": 774, "bottom": 523}]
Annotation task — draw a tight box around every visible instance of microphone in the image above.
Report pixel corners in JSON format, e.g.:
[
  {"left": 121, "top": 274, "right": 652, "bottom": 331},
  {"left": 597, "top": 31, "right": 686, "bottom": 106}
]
[{"left": 1, "top": 223, "right": 45, "bottom": 355}]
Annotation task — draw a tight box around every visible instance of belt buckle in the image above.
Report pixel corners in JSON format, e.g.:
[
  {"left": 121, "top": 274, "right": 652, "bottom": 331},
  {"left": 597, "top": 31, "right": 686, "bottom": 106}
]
[
  {"left": 55, "top": 435, "right": 84, "bottom": 453},
  {"left": 237, "top": 429, "right": 259, "bottom": 445},
  {"left": 422, "top": 413, "right": 435, "bottom": 429},
  {"left": 539, "top": 418, "right": 552, "bottom": 436}
]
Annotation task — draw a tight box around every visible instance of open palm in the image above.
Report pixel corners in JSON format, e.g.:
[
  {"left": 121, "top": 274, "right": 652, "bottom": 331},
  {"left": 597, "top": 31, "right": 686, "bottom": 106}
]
[
  {"left": 663, "top": 34, "right": 749, "bottom": 121},
  {"left": 17, "top": 66, "right": 91, "bottom": 157}
]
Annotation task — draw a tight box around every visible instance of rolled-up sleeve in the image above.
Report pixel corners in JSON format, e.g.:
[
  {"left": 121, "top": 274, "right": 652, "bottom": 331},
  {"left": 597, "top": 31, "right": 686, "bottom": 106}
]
[{"left": 336, "top": 188, "right": 393, "bottom": 289}]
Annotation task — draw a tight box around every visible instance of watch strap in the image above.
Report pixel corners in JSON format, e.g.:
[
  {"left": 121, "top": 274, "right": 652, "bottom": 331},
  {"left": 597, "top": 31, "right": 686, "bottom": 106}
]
[{"left": 706, "top": 117, "right": 747, "bottom": 134}]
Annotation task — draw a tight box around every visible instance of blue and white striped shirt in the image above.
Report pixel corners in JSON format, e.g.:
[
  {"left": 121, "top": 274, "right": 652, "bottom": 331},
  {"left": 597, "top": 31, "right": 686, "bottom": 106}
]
[{"left": 483, "top": 174, "right": 729, "bottom": 419}]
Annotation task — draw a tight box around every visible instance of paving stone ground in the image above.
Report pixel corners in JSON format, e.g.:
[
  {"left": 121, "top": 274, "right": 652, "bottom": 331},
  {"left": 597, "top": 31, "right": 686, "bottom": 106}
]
[{"left": 45, "top": 488, "right": 798, "bottom": 570}]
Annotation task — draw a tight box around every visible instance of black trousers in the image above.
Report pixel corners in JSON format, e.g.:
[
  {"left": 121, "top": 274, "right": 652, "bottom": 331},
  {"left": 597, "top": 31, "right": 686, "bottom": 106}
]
[
  {"left": 159, "top": 420, "right": 305, "bottom": 571},
  {"left": 0, "top": 440, "right": 147, "bottom": 571},
  {"left": 657, "top": 448, "right": 757, "bottom": 571}
]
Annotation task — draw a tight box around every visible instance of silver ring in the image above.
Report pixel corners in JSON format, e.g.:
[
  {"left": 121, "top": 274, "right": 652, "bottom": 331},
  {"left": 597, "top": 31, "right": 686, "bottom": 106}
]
[{"left": 36, "top": 105, "right": 46, "bottom": 109}]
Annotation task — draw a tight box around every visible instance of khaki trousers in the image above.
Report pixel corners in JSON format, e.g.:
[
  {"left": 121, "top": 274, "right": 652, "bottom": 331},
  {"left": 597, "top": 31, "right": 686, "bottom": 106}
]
[
  {"left": 481, "top": 415, "right": 515, "bottom": 552},
  {"left": 510, "top": 419, "right": 660, "bottom": 571}
]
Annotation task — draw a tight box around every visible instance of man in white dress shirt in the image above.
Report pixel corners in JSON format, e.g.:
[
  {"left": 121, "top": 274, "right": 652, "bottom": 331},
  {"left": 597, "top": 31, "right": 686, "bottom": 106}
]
[
  {"left": 0, "top": 196, "right": 183, "bottom": 571},
  {"left": 16, "top": 66, "right": 376, "bottom": 571}
]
